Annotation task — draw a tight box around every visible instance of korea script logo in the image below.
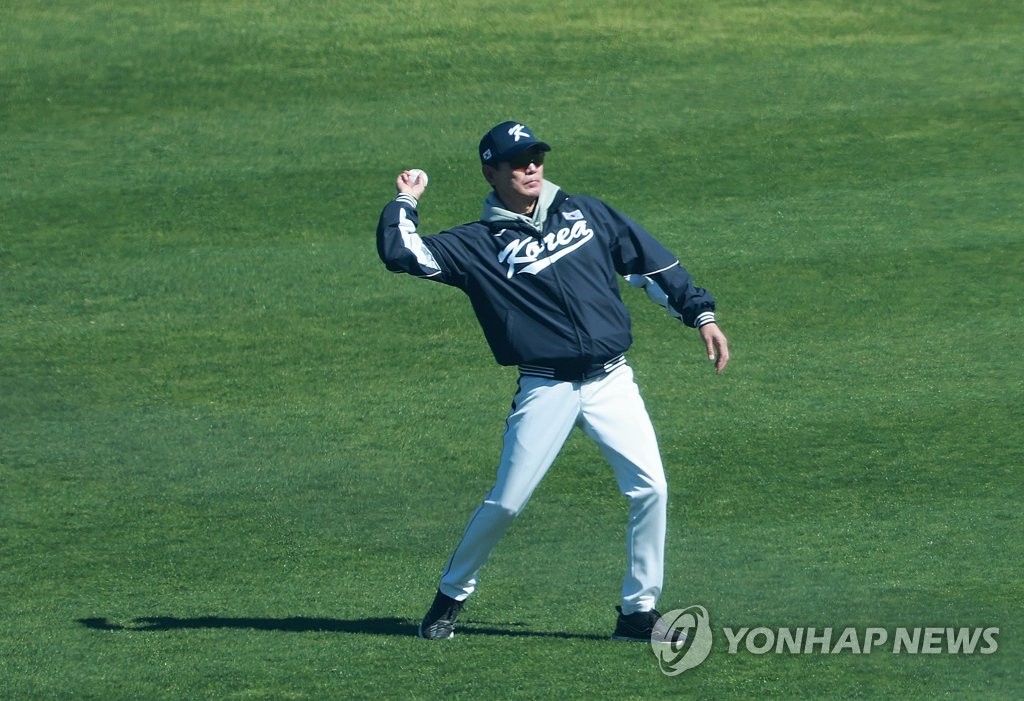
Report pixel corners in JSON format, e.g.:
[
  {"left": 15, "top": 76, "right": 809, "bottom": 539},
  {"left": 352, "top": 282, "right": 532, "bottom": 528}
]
[{"left": 496, "top": 219, "right": 594, "bottom": 278}]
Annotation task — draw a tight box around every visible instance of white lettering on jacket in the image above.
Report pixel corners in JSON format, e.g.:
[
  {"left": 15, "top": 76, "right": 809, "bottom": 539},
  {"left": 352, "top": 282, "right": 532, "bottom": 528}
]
[{"left": 497, "top": 220, "right": 595, "bottom": 278}]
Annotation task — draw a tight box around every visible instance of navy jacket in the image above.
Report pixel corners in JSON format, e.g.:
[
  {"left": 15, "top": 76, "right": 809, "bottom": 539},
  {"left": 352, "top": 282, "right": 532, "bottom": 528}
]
[{"left": 376, "top": 187, "right": 716, "bottom": 370}]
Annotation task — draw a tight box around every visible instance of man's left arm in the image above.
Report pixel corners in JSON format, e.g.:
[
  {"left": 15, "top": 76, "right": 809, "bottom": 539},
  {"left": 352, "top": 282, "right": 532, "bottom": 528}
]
[
  {"left": 599, "top": 200, "right": 729, "bottom": 372},
  {"left": 626, "top": 273, "right": 730, "bottom": 374}
]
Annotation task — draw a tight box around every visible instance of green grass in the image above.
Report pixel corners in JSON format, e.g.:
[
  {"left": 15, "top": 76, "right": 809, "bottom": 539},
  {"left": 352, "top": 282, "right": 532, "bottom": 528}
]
[{"left": 2, "top": 0, "right": 1022, "bottom": 698}]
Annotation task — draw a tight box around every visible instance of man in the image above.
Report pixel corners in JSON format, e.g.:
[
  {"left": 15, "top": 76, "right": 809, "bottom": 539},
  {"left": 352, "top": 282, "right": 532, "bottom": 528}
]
[{"left": 376, "top": 121, "right": 729, "bottom": 641}]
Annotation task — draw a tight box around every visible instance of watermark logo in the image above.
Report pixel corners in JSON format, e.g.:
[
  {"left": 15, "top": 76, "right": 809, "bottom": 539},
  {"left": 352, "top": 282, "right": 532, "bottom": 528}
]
[
  {"left": 652, "top": 606, "right": 713, "bottom": 676},
  {"left": 654, "top": 606, "right": 1000, "bottom": 676},
  {"left": 723, "top": 626, "right": 1000, "bottom": 655}
]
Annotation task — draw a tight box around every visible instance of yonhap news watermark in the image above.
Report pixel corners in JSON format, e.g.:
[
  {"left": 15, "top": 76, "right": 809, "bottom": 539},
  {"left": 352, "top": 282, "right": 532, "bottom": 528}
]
[
  {"left": 652, "top": 606, "right": 999, "bottom": 676},
  {"left": 721, "top": 625, "right": 999, "bottom": 655}
]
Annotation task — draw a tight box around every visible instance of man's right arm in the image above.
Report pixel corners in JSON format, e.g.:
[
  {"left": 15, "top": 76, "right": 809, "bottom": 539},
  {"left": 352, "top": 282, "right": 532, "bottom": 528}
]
[{"left": 376, "top": 194, "right": 445, "bottom": 279}]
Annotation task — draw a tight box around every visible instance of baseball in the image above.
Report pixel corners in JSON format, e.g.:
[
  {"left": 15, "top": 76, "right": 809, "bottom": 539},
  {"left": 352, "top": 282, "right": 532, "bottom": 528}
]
[{"left": 407, "top": 169, "right": 428, "bottom": 186}]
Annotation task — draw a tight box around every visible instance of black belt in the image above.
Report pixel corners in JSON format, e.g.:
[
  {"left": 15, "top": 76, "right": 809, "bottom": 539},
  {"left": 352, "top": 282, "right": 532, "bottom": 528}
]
[{"left": 518, "top": 354, "right": 627, "bottom": 383}]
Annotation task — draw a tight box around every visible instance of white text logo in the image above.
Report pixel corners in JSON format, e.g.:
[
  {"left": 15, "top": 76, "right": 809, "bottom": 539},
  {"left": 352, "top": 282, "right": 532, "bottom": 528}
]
[
  {"left": 508, "top": 123, "right": 530, "bottom": 142},
  {"left": 723, "top": 626, "right": 1000, "bottom": 655},
  {"left": 497, "top": 220, "right": 594, "bottom": 278}
]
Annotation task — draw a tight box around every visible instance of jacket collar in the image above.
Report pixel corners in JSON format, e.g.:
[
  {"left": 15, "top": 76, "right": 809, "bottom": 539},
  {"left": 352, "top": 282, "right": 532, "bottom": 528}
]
[{"left": 482, "top": 180, "right": 565, "bottom": 235}]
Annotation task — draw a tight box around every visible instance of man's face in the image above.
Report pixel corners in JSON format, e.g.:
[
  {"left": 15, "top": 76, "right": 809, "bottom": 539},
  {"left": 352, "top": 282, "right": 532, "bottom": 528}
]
[{"left": 483, "top": 149, "right": 546, "bottom": 214}]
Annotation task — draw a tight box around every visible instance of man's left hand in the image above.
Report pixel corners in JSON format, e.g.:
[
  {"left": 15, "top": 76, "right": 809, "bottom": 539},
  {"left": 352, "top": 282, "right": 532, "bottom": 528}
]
[{"left": 699, "top": 323, "right": 730, "bottom": 374}]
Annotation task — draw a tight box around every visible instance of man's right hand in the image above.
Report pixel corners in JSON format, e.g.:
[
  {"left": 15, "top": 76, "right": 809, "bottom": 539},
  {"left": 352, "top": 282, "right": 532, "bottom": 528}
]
[{"left": 396, "top": 170, "right": 427, "bottom": 200}]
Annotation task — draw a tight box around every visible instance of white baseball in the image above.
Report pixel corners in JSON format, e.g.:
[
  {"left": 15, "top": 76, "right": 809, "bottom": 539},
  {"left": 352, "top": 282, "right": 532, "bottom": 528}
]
[{"left": 407, "top": 169, "right": 428, "bottom": 186}]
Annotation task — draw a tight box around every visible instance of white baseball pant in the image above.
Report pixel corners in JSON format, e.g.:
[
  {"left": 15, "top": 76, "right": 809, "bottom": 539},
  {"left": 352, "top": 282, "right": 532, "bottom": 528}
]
[{"left": 437, "top": 364, "right": 668, "bottom": 614}]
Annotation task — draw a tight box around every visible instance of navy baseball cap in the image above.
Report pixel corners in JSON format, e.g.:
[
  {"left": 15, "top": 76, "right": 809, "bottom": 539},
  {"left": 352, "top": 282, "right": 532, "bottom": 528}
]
[{"left": 479, "top": 121, "right": 551, "bottom": 165}]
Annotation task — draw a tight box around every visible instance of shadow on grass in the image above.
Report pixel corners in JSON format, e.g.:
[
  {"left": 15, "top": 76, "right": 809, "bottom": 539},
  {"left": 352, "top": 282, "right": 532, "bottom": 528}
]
[{"left": 77, "top": 616, "right": 606, "bottom": 640}]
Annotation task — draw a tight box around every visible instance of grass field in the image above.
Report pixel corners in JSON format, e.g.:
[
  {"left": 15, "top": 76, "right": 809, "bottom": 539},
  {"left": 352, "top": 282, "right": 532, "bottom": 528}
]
[{"left": 2, "top": 1, "right": 1022, "bottom": 698}]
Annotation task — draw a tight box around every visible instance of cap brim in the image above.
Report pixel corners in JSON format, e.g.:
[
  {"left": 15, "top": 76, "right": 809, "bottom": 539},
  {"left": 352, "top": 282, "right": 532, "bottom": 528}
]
[{"left": 510, "top": 141, "right": 551, "bottom": 157}]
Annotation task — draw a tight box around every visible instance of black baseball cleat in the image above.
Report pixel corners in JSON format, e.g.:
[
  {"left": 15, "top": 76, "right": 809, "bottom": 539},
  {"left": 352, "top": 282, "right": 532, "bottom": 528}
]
[
  {"left": 611, "top": 606, "right": 686, "bottom": 643},
  {"left": 418, "top": 590, "right": 465, "bottom": 640}
]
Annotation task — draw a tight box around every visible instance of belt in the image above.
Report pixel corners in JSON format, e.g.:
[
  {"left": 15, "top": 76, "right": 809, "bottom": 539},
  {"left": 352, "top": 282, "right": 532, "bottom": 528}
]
[{"left": 518, "top": 354, "right": 626, "bottom": 383}]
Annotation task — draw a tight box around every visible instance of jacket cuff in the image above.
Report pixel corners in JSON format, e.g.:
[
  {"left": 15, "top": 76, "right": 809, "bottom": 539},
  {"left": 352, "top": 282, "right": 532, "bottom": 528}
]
[
  {"left": 396, "top": 193, "right": 418, "bottom": 208},
  {"left": 694, "top": 311, "right": 717, "bottom": 328}
]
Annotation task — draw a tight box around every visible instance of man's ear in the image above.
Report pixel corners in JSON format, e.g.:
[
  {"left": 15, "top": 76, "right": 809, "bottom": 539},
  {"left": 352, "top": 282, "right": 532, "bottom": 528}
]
[{"left": 482, "top": 164, "right": 496, "bottom": 186}]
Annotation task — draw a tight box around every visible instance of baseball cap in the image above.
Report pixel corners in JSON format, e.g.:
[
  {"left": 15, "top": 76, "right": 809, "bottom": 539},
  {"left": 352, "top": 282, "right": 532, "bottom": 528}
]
[{"left": 479, "top": 121, "right": 551, "bottom": 165}]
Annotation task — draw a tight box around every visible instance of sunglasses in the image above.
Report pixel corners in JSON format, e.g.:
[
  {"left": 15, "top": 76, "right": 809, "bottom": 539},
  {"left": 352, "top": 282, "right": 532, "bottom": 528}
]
[{"left": 508, "top": 151, "right": 545, "bottom": 169}]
